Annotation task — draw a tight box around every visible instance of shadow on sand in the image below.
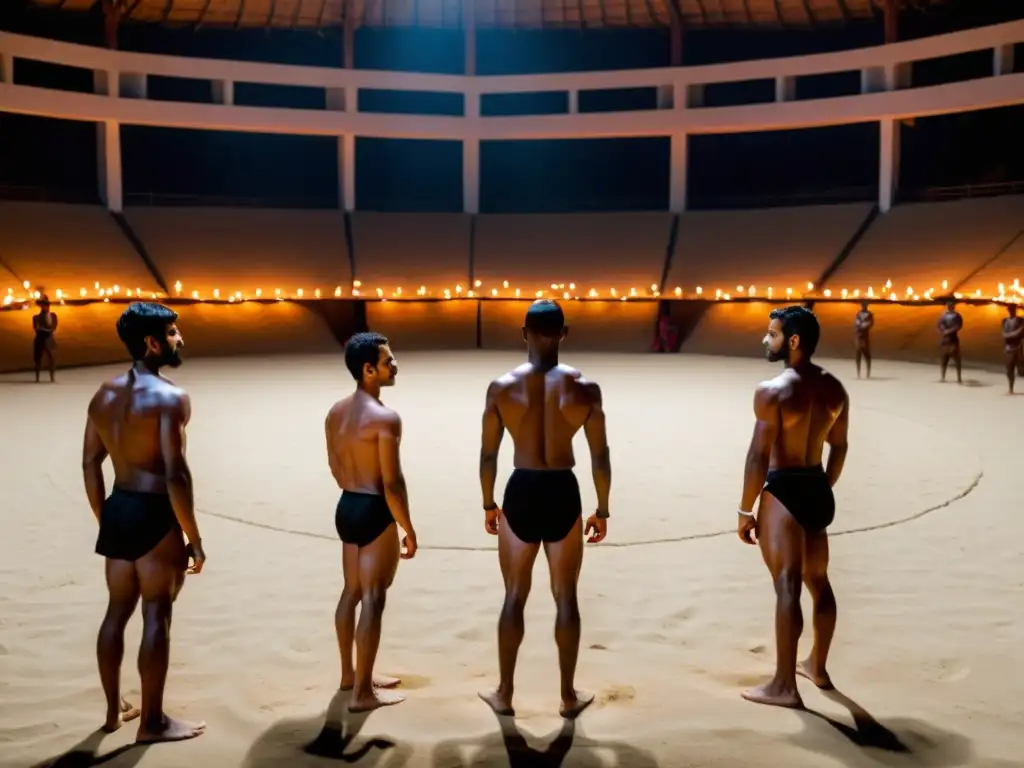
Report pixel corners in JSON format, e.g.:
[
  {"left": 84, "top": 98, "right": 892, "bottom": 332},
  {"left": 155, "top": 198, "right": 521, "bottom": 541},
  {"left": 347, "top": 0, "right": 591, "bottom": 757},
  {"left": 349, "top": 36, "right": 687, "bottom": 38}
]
[
  {"left": 242, "top": 689, "right": 412, "bottom": 767},
  {"left": 432, "top": 709, "right": 659, "bottom": 768},
  {"left": 29, "top": 729, "right": 150, "bottom": 768}
]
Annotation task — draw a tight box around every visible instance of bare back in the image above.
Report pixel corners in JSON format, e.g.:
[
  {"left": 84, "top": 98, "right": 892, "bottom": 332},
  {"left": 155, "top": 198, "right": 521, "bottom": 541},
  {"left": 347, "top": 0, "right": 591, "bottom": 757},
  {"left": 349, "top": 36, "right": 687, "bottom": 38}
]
[
  {"left": 762, "top": 366, "right": 846, "bottom": 470},
  {"left": 87, "top": 371, "right": 190, "bottom": 493},
  {"left": 326, "top": 391, "right": 396, "bottom": 494},
  {"left": 490, "top": 363, "right": 599, "bottom": 470}
]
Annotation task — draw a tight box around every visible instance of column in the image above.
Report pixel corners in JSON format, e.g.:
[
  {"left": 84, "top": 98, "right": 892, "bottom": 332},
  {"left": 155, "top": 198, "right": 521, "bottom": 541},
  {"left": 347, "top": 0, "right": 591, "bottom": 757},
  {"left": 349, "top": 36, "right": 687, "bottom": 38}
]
[
  {"left": 775, "top": 76, "right": 795, "bottom": 102},
  {"left": 878, "top": 118, "right": 899, "bottom": 214},
  {"left": 339, "top": 133, "right": 355, "bottom": 212},
  {"left": 97, "top": 121, "right": 123, "bottom": 213},
  {"left": 211, "top": 79, "right": 233, "bottom": 105},
  {"left": 462, "top": 0, "right": 479, "bottom": 214},
  {"left": 567, "top": 89, "right": 578, "bottom": 113},
  {"left": 669, "top": 133, "right": 687, "bottom": 213},
  {"left": 994, "top": 44, "right": 1015, "bottom": 76},
  {"left": 119, "top": 72, "right": 147, "bottom": 99},
  {"left": 0, "top": 52, "right": 12, "bottom": 83}
]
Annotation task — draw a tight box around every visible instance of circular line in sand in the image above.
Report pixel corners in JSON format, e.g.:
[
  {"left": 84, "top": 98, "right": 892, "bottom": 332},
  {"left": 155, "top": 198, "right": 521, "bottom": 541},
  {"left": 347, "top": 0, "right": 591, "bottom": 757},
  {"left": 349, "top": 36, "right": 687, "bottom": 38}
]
[{"left": 195, "top": 470, "right": 982, "bottom": 550}]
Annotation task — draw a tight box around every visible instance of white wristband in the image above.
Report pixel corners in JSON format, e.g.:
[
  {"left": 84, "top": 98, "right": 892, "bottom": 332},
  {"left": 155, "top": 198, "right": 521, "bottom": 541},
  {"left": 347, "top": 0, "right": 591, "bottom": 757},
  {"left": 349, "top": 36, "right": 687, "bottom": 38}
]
[{"left": 737, "top": 509, "right": 755, "bottom": 518}]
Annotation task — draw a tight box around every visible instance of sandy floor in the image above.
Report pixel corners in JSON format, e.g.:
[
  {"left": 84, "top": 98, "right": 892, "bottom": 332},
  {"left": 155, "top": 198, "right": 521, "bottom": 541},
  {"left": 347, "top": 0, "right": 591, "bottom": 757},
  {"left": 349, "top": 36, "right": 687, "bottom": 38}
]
[{"left": 1, "top": 351, "right": 1021, "bottom": 768}]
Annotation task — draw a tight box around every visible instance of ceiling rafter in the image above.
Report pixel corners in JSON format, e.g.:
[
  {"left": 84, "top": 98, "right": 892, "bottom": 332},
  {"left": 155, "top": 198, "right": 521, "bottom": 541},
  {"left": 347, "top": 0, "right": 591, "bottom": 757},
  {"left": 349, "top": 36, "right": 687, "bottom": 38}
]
[
  {"left": 800, "top": 0, "right": 815, "bottom": 25},
  {"left": 693, "top": 0, "right": 708, "bottom": 25},
  {"left": 160, "top": 0, "right": 174, "bottom": 23}
]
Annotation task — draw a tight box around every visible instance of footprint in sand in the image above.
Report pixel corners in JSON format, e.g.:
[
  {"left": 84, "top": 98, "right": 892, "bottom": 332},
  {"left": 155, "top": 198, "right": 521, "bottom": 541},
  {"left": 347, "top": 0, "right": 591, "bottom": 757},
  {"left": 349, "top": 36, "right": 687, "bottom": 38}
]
[
  {"left": 927, "top": 659, "right": 971, "bottom": 683},
  {"left": 455, "top": 626, "right": 485, "bottom": 642},
  {"left": 598, "top": 685, "right": 636, "bottom": 707},
  {"left": 589, "top": 643, "right": 607, "bottom": 651},
  {"left": 394, "top": 674, "right": 431, "bottom": 690}
]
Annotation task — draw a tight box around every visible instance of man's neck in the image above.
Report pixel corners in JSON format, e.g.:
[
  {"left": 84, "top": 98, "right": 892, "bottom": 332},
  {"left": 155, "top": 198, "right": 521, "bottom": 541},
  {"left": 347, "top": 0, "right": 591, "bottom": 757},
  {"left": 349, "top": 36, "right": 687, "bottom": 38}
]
[
  {"left": 132, "top": 359, "right": 160, "bottom": 377},
  {"left": 357, "top": 382, "right": 381, "bottom": 401},
  {"left": 528, "top": 350, "right": 559, "bottom": 372}
]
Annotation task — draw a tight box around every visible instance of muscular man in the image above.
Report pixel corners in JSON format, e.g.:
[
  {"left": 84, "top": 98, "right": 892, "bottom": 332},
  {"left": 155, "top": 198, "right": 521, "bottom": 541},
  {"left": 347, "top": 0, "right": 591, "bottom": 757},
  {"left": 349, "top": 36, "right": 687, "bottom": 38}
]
[
  {"left": 853, "top": 302, "right": 873, "bottom": 379},
  {"left": 1002, "top": 304, "right": 1024, "bottom": 394},
  {"left": 736, "top": 306, "right": 849, "bottom": 709},
  {"left": 83, "top": 302, "right": 206, "bottom": 743},
  {"left": 325, "top": 332, "right": 417, "bottom": 713},
  {"left": 477, "top": 299, "right": 611, "bottom": 720},
  {"left": 937, "top": 300, "right": 963, "bottom": 384},
  {"left": 32, "top": 296, "right": 58, "bottom": 382}
]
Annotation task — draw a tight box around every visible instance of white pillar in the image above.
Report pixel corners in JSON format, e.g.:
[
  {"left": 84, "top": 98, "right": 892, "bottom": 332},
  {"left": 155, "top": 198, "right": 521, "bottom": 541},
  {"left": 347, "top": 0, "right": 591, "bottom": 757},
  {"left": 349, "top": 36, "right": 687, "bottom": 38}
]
[
  {"left": 884, "top": 62, "right": 910, "bottom": 91},
  {"left": 656, "top": 84, "right": 674, "bottom": 110},
  {"left": 879, "top": 118, "right": 899, "bottom": 214},
  {"left": 994, "top": 44, "right": 1015, "bottom": 76},
  {"left": 0, "top": 52, "right": 12, "bottom": 83},
  {"left": 686, "top": 84, "right": 705, "bottom": 108},
  {"left": 669, "top": 133, "right": 687, "bottom": 213},
  {"left": 567, "top": 89, "right": 578, "bottom": 114},
  {"left": 339, "top": 134, "right": 355, "bottom": 212},
  {"left": 211, "top": 79, "right": 233, "bottom": 105},
  {"left": 860, "top": 66, "right": 885, "bottom": 94},
  {"left": 775, "top": 76, "right": 796, "bottom": 102},
  {"left": 119, "top": 72, "right": 146, "bottom": 99},
  {"left": 97, "top": 121, "right": 122, "bottom": 213}
]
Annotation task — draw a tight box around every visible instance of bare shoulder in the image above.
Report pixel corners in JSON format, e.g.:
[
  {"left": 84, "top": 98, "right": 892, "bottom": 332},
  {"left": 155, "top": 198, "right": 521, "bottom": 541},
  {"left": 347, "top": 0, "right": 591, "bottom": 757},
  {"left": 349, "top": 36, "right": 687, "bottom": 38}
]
[
  {"left": 487, "top": 369, "right": 520, "bottom": 395},
  {"left": 373, "top": 403, "right": 402, "bottom": 435},
  {"left": 820, "top": 370, "right": 848, "bottom": 405}
]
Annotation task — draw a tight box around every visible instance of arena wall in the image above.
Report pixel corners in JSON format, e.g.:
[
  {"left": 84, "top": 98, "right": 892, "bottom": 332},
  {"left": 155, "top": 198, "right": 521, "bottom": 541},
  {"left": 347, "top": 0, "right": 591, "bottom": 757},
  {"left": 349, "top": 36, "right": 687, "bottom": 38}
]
[
  {"left": 473, "top": 213, "right": 674, "bottom": 299},
  {"left": 0, "top": 202, "right": 159, "bottom": 296},
  {"left": 0, "top": 263, "right": 19, "bottom": 294},
  {"left": 0, "top": 300, "right": 338, "bottom": 373},
  {"left": 959, "top": 231, "right": 1024, "bottom": 298},
  {"left": 125, "top": 207, "right": 351, "bottom": 298},
  {"left": 351, "top": 213, "right": 471, "bottom": 298},
  {"left": 665, "top": 203, "right": 873, "bottom": 297},
  {"left": 365, "top": 300, "right": 478, "bottom": 350},
  {"left": 825, "top": 196, "right": 1024, "bottom": 296},
  {"left": 481, "top": 299, "right": 659, "bottom": 352}
]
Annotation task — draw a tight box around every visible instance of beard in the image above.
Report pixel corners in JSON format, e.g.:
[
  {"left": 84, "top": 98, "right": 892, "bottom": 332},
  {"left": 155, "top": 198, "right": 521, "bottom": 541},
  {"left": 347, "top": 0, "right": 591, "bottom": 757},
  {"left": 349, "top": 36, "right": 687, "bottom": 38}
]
[
  {"left": 766, "top": 346, "right": 788, "bottom": 364},
  {"left": 158, "top": 341, "right": 183, "bottom": 368}
]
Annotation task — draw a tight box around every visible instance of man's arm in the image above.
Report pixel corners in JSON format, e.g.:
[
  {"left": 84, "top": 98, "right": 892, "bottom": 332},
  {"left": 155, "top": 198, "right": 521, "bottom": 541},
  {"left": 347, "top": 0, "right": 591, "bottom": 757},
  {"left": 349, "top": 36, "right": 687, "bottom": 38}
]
[
  {"left": 325, "top": 412, "right": 343, "bottom": 488},
  {"left": 738, "top": 384, "right": 779, "bottom": 514},
  {"left": 379, "top": 412, "right": 414, "bottom": 535},
  {"left": 479, "top": 381, "right": 504, "bottom": 510},
  {"left": 825, "top": 389, "right": 850, "bottom": 488},
  {"left": 159, "top": 392, "right": 202, "bottom": 546},
  {"left": 82, "top": 410, "right": 108, "bottom": 522},
  {"left": 583, "top": 383, "right": 611, "bottom": 516}
]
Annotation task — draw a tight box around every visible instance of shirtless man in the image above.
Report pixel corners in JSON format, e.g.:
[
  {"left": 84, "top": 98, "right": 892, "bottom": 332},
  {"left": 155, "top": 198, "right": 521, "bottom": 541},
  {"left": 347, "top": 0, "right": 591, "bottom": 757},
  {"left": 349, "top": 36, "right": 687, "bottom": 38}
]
[
  {"left": 737, "top": 305, "right": 849, "bottom": 709},
  {"left": 853, "top": 302, "right": 873, "bottom": 379},
  {"left": 1002, "top": 304, "right": 1024, "bottom": 394},
  {"left": 477, "top": 299, "right": 611, "bottom": 720},
  {"left": 32, "top": 296, "right": 58, "bottom": 382},
  {"left": 937, "top": 300, "right": 963, "bottom": 384},
  {"left": 325, "top": 331, "right": 417, "bottom": 713},
  {"left": 83, "top": 302, "right": 206, "bottom": 743}
]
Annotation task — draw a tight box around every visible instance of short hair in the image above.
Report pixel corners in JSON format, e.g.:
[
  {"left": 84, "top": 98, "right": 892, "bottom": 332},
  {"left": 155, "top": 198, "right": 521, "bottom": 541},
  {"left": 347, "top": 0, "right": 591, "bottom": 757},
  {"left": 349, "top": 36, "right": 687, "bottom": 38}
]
[
  {"left": 769, "top": 305, "right": 820, "bottom": 356},
  {"left": 344, "top": 331, "right": 389, "bottom": 380},
  {"left": 116, "top": 302, "right": 178, "bottom": 360},
  {"left": 524, "top": 299, "right": 565, "bottom": 338}
]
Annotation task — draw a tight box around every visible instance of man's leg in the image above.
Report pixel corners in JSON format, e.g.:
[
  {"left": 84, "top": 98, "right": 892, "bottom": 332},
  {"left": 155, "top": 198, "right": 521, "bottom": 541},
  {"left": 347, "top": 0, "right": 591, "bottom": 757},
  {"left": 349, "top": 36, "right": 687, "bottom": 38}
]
[
  {"left": 479, "top": 518, "right": 541, "bottom": 717},
  {"left": 741, "top": 492, "right": 805, "bottom": 709},
  {"left": 797, "top": 531, "right": 836, "bottom": 690},
  {"left": 45, "top": 349, "right": 55, "bottom": 382},
  {"left": 349, "top": 523, "right": 402, "bottom": 713},
  {"left": 854, "top": 348, "right": 862, "bottom": 378},
  {"left": 864, "top": 346, "right": 872, "bottom": 379},
  {"left": 98, "top": 558, "right": 142, "bottom": 732},
  {"left": 135, "top": 529, "right": 205, "bottom": 743},
  {"left": 338, "top": 541, "right": 401, "bottom": 692},
  {"left": 1007, "top": 353, "right": 1016, "bottom": 394},
  {"left": 940, "top": 350, "right": 950, "bottom": 381},
  {"left": 953, "top": 346, "right": 963, "bottom": 383},
  {"left": 543, "top": 516, "right": 592, "bottom": 719}
]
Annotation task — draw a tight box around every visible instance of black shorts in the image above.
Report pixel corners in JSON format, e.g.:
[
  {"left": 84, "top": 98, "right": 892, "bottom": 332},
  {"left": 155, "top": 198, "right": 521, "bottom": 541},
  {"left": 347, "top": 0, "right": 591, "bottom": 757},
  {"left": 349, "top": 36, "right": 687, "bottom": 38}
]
[
  {"left": 501, "top": 468, "right": 582, "bottom": 544},
  {"left": 763, "top": 465, "right": 835, "bottom": 534},
  {"left": 95, "top": 488, "right": 180, "bottom": 561},
  {"left": 335, "top": 491, "right": 394, "bottom": 548}
]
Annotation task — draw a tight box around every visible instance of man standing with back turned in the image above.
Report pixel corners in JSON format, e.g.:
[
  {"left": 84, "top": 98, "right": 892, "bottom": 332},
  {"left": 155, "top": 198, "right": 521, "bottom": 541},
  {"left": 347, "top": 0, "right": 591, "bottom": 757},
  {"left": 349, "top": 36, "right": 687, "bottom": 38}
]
[
  {"left": 326, "top": 332, "right": 417, "bottom": 713},
  {"left": 477, "top": 299, "right": 611, "bottom": 720},
  {"left": 83, "top": 302, "right": 206, "bottom": 743},
  {"left": 736, "top": 306, "right": 849, "bottom": 709}
]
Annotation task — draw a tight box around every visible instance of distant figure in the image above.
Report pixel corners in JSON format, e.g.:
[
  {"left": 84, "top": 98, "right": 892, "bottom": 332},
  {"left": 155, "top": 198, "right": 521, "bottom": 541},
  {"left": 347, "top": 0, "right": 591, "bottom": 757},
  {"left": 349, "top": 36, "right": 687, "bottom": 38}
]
[
  {"left": 937, "top": 301, "right": 963, "bottom": 384},
  {"left": 853, "top": 302, "right": 874, "bottom": 379},
  {"left": 32, "top": 296, "right": 58, "bottom": 382},
  {"left": 737, "top": 306, "right": 849, "bottom": 709},
  {"left": 83, "top": 302, "right": 206, "bottom": 743},
  {"left": 325, "top": 332, "right": 416, "bottom": 713},
  {"left": 652, "top": 306, "right": 679, "bottom": 353},
  {"left": 478, "top": 299, "right": 611, "bottom": 720},
  {"left": 1002, "top": 304, "right": 1024, "bottom": 394}
]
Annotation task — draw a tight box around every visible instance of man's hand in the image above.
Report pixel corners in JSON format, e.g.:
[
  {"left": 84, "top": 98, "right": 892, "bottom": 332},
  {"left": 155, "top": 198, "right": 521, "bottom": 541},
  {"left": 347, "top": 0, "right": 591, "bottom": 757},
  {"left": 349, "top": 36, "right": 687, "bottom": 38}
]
[
  {"left": 185, "top": 540, "right": 206, "bottom": 574},
  {"left": 737, "top": 513, "right": 757, "bottom": 545},
  {"left": 484, "top": 507, "right": 501, "bottom": 536},
  {"left": 401, "top": 529, "right": 418, "bottom": 559},
  {"left": 584, "top": 514, "right": 607, "bottom": 544}
]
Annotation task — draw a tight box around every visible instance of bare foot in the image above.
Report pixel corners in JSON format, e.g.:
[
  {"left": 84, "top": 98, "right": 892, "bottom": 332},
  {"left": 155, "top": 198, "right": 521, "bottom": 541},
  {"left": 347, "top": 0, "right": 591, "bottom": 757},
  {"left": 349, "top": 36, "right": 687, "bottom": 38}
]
[
  {"left": 348, "top": 689, "right": 405, "bottom": 713},
  {"left": 102, "top": 698, "right": 141, "bottom": 733},
  {"left": 340, "top": 673, "right": 401, "bottom": 691},
  {"left": 136, "top": 715, "right": 206, "bottom": 744},
  {"left": 559, "top": 690, "right": 595, "bottom": 720},
  {"left": 741, "top": 681, "right": 803, "bottom": 709},
  {"left": 477, "top": 689, "right": 514, "bottom": 717},
  {"left": 797, "top": 659, "right": 834, "bottom": 690}
]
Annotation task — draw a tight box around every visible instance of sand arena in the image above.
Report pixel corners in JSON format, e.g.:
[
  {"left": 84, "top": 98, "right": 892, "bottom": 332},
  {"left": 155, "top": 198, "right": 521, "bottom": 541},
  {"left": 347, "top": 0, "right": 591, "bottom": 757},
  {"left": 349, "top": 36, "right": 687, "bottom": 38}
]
[{"left": 0, "top": 342, "right": 1021, "bottom": 768}]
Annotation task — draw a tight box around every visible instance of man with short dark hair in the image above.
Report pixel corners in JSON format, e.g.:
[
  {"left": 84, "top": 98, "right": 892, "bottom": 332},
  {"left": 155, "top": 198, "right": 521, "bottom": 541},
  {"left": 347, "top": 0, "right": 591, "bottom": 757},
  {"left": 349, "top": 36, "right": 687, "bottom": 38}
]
[
  {"left": 325, "top": 331, "right": 417, "bottom": 713},
  {"left": 478, "top": 299, "right": 611, "bottom": 720},
  {"left": 736, "top": 305, "right": 849, "bottom": 709},
  {"left": 32, "top": 295, "right": 58, "bottom": 382},
  {"left": 937, "top": 300, "right": 963, "bottom": 384},
  {"left": 83, "top": 302, "right": 206, "bottom": 743},
  {"left": 1001, "top": 303, "right": 1024, "bottom": 394}
]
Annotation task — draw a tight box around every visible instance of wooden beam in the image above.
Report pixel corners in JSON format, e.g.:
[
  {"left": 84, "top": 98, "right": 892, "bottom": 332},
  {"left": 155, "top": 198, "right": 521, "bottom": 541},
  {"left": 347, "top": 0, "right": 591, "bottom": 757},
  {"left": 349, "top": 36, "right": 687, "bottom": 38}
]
[
  {"left": 835, "top": 0, "right": 851, "bottom": 22},
  {"left": 234, "top": 0, "right": 247, "bottom": 28},
  {"left": 641, "top": 0, "right": 657, "bottom": 27},
  {"left": 160, "top": 0, "right": 175, "bottom": 23},
  {"left": 800, "top": 0, "right": 815, "bottom": 25},
  {"left": 770, "top": 0, "right": 784, "bottom": 26},
  {"left": 576, "top": 0, "right": 586, "bottom": 29},
  {"left": 266, "top": 0, "right": 277, "bottom": 29},
  {"left": 741, "top": 0, "right": 753, "bottom": 24},
  {"left": 315, "top": 0, "right": 330, "bottom": 29},
  {"left": 289, "top": 0, "right": 303, "bottom": 28},
  {"left": 625, "top": 0, "right": 634, "bottom": 27},
  {"left": 693, "top": 0, "right": 707, "bottom": 25}
]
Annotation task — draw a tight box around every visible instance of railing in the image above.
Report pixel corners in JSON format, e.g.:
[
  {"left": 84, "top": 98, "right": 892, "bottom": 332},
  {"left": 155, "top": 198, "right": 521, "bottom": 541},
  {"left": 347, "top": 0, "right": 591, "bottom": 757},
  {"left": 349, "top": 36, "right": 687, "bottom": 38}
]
[
  {"left": 0, "top": 21, "right": 1022, "bottom": 139},
  {"left": 901, "top": 180, "right": 1024, "bottom": 202}
]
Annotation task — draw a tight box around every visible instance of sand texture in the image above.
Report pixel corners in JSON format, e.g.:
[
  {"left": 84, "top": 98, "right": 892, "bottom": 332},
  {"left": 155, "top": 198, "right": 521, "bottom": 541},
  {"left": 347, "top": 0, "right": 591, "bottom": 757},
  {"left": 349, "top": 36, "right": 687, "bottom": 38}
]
[{"left": 1, "top": 351, "right": 1022, "bottom": 768}]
